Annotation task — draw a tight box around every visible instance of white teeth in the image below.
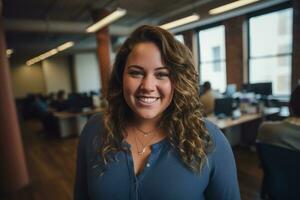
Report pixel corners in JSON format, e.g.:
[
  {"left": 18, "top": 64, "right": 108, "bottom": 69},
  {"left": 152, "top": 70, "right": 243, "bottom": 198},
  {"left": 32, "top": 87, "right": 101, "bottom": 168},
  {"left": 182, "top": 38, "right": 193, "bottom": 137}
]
[{"left": 138, "top": 97, "right": 159, "bottom": 104}]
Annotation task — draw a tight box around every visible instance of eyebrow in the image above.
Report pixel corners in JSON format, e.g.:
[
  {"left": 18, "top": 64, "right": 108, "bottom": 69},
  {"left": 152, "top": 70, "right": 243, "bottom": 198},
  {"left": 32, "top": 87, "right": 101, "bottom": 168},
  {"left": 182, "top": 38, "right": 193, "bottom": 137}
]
[{"left": 127, "top": 65, "right": 169, "bottom": 71}]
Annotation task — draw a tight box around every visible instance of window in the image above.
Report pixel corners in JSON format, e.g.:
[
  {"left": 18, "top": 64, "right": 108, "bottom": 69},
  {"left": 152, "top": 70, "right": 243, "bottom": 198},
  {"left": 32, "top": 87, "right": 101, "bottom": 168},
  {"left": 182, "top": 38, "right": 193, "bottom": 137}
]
[
  {"left": 198, "top": 25, "right": 226, "bottom": 92},
  {"left": 249, "top": 8, "right": 293, "bottom": 96}
]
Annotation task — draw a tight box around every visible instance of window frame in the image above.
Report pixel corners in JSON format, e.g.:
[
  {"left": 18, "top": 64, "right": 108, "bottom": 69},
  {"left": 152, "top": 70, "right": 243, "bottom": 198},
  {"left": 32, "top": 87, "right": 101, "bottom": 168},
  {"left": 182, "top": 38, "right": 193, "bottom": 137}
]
[
  {"left": 196, "top": 23, "right": 227, "bottom": 92},
  {"left": 246, "top": 2, "right": 292, "bottom": 96}
]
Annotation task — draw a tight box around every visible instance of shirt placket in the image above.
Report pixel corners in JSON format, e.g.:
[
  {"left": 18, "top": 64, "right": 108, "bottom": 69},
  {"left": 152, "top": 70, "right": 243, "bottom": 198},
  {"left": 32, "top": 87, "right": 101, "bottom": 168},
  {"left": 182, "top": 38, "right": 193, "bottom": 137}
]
[{"left": 124, "top": 139, "right": 167, "bottom": 200}]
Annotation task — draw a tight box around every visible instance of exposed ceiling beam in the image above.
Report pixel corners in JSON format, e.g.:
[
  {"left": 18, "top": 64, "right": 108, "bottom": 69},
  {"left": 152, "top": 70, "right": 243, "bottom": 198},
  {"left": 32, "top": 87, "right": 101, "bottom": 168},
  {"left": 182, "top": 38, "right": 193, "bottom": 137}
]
[
  {"left": 4, "top": 19, "right": 133, "bottom": 36},
  {"left": 171, "top": 0, "right": 290, "bottom": 33},
  {"left": 156, "top": 0, "right": 212, "bottom": 24}
]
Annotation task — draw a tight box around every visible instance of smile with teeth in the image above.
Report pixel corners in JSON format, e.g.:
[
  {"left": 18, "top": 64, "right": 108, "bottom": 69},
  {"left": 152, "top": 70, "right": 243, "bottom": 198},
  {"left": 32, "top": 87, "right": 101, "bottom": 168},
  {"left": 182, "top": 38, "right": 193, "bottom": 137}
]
[{"left": 136, "top": 96, "right": 160, "bottom": 104}]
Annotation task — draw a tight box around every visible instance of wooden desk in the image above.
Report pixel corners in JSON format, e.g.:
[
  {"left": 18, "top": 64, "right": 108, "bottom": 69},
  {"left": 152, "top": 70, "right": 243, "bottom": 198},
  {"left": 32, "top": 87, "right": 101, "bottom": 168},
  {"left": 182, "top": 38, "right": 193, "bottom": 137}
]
[
  {"left": 53, "top": 107, "right": 104, "bottom": 138},
  {"left": 207, "top": 107, "right": 280, "bottom": 146},
  {"left": 207, "top": 107, "right": 280, "bottom": 130}
]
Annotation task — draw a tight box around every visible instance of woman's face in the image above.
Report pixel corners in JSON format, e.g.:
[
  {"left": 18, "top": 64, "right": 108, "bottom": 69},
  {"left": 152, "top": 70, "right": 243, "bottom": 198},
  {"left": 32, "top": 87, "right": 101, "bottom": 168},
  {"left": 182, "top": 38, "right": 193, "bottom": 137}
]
[{"left": 123, "top": 42, "right": 174, "bottom": 121}]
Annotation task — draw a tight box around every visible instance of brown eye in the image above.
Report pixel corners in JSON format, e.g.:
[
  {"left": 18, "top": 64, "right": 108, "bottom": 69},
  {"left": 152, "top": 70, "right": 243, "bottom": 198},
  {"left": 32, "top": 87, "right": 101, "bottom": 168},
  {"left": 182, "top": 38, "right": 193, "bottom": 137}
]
[
  {"left": 128, "top": 70, "right": 144, "bottom": 77},
  {"left": 156, "top": 72, "right": 169, "bottom": 79}
]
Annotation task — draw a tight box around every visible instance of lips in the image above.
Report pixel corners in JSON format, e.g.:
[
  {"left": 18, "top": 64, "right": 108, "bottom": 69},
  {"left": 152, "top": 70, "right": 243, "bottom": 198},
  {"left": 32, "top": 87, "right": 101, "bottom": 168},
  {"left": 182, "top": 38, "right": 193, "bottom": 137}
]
[{"left": 136, "top": 96, "right": 160, "bottom": 104}]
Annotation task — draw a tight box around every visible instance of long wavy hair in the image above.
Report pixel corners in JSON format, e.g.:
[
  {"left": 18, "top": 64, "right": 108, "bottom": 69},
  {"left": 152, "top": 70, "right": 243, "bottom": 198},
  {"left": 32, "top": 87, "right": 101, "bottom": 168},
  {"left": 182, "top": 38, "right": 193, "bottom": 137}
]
[{"left": 100, "top": 25, "right": 213, "bottom": 173}]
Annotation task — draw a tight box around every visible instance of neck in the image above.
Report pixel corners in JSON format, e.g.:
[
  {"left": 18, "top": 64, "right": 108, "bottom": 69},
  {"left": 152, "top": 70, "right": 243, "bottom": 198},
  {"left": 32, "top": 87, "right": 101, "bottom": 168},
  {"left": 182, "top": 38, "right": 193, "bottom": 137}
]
[
  {"left": 124, "top": 118, "right": 166, "bottom": 146},
  {"left": 131, "top": 116, "right": 161, "bottom": 131},
  {"left": 126, "top": 119, "right": 164, "bottom": 139}
]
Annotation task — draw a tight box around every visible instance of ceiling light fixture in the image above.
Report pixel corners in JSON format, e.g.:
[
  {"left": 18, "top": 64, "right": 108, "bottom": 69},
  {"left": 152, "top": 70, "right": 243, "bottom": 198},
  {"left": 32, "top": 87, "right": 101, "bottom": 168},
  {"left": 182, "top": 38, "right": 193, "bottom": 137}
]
[
  {"left": 26, "top": 41, "right": 74, "bottom": 66},
  {"left": 6, "top": 49, "right": 14, "bottom": 57},
  {"left": 160, "top": 13, "right": 200, "bottom": 30},
  {"left": 57, "top": 41, "right": 74, "bottom": 52},
  {"left": 209, "top": 0, "right": 260, "bottom": 15},
  {"left": 86, "top": 8, "right": 127, "bottom": 33}
]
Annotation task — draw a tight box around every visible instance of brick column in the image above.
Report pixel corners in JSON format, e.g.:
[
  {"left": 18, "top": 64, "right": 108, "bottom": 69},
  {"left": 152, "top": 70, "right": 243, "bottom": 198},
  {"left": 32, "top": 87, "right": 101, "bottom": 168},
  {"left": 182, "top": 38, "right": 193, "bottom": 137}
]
[
  {"left": 224, "top": 16, "right": 246, "bottom": 90},
  {"left": 94, "top": 9, "right": 112, "bottom": 97},
  {"left": 0, "top": 17, "right": 29, "bottom": 193},
  {"left": 182, "top": 30, "right": 199, "bottom": 73},
  {"left": 182, "top": 30, "right": 193, "bottom": 52}
]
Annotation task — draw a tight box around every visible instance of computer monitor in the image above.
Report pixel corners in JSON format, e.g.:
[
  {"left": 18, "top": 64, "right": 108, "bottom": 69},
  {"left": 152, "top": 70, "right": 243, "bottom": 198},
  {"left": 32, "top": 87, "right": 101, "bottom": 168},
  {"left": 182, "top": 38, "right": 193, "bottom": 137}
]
[
  {"left": 254, "top": 82, "right": 272, "bottom": 96},
  {"left": 67, "top": 93, "right": 92, "bottom": 112},
  {"left": 242, "top": 82, "right": 272, "bottom": 96},
  {"left": 214, "top": 97, "right": 234, "bottom": 117},
  {"left": 79, "top": 94, "right": 92, "bottom": 108},
  {"left": 242, "top": 83, "right": 250, "bottom": 92},
  {"left": 225, "top": 84, "right": 236, "bottom": 96}
]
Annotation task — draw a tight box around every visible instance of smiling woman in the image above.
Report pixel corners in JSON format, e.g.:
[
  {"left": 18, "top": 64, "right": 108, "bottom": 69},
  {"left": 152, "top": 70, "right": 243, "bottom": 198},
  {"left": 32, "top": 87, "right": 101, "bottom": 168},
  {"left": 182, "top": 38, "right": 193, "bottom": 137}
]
[
  {"left": 123, "top": 42, "right": 174, "bottom": 121},
  {"left": 74, "top": 25, "right": 240, "bottom": 200}
]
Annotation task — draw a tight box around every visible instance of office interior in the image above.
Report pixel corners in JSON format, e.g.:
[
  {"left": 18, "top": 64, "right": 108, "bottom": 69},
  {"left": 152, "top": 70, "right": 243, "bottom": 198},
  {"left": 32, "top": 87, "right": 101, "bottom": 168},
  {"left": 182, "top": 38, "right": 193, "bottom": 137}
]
[{"left": 1, "top": 0, "right": 300, "bottom": 199}]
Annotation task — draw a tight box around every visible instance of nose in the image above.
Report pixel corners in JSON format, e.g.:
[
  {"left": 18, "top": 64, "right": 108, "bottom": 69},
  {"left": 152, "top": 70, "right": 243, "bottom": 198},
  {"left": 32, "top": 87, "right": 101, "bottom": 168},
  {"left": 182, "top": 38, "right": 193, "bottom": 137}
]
[{"left": 140, "top": 74, "right": 156, "bottom": 92}]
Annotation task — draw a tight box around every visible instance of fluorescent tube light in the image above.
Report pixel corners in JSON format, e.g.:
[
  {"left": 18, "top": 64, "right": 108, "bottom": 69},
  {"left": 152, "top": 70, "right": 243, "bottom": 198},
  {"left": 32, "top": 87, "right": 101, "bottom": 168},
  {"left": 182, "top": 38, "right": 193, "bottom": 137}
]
[
  {"left": 26, "top": 41, "right": 74, "bottom": 66},
  {"left": 86, "top": 8, "right": 127, "bottom": 33},
  {"left": 38, "top": 49, "right": 58, "bottom": 60},
  {"left": 57, "top": 41, "right": 74, "bottom": 51},
  {"left": 209, "top": 0, "right": 260, "bottom": 15},
  {"left": 160, "top": 14, "right": 200, "bottom": 30}
]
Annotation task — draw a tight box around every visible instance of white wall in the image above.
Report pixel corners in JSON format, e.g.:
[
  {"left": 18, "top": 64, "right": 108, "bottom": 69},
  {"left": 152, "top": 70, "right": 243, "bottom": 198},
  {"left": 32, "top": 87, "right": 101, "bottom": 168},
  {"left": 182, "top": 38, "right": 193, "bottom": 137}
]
[
  {"left": 42, "top": 56, "right": 71, "bottom": 94},
  {"left": 74, "top": 52, "right": 101, "bottom": 93},
  {"left": 10, "top": 53, "right": 102, "bottom": 98},
  {"left": 10, "top": 63, "right": 46, "bottom": 98}
]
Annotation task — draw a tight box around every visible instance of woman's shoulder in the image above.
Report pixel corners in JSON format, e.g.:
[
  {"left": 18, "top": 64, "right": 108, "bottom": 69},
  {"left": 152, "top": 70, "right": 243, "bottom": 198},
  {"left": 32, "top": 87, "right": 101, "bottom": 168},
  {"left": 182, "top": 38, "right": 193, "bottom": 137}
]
[
  {"left": 79, "top": 113, "right": 104, "bottom": 150},
  {"left": 202, "top": 119, "right": 240, "bottom": 200},
  {"left": 82, "top": 113, "right": 104, "bottom": 132},
  {"left": 203, "top": 119, "right": 226, "bottom": 146},
  {"left": 203, "top": 119, "right": 233, "bottom": 159}
]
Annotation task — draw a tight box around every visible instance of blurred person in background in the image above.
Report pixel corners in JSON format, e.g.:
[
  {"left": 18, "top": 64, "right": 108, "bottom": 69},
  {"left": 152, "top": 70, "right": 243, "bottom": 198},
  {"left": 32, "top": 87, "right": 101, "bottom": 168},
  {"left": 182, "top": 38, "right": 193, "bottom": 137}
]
[
  {"left": 51, "top": 90, "right": 68, "bottom": 111},
  {"left": 257, "top": 85, "right": 300, "bottom": 151},
  {"left": 200, "top": 81, "right": 215, "bottom": 115}
]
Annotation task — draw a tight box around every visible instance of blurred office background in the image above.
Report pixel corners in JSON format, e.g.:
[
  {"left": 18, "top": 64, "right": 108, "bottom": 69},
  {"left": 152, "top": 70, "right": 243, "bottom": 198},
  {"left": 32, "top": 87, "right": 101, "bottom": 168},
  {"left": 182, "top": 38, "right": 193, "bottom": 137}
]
[{"left": 1, "top": 0, "right": 300, "bottom": 199}]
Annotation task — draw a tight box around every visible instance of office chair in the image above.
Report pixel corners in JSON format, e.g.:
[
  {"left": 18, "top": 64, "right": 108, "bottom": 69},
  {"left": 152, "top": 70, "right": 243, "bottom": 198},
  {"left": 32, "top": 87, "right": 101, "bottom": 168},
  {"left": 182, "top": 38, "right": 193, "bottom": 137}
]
[{"left": 256, "top": 141, "right": 300, "bottom": 200}]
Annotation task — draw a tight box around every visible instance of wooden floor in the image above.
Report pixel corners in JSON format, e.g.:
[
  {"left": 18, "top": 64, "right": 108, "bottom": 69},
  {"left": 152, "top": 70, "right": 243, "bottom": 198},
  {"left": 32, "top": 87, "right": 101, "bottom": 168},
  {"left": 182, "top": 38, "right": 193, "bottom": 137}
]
[
  {"left": 14, "top": 120, "right": 78, "bottom": 200},
  {"left": 234, "top": 146, "right": 263, "bottom": 200},
  {"left": 13, "top": 119, "right": 263, "bottom": 200}
]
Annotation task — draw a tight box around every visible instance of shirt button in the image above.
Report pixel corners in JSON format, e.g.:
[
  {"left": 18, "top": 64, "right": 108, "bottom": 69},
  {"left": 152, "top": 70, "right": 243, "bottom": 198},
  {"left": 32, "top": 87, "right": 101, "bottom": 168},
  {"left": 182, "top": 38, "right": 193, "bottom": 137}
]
[{"left": 146, "top": 163, "right": 150, "bottom": 167}]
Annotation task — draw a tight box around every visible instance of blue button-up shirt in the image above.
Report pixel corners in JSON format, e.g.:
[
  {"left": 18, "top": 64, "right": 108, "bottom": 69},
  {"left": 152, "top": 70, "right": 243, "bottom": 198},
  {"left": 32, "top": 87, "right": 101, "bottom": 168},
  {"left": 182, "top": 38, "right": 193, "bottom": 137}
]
[{"left": 74, "top": 114, "right": 240, "bottom": 200}]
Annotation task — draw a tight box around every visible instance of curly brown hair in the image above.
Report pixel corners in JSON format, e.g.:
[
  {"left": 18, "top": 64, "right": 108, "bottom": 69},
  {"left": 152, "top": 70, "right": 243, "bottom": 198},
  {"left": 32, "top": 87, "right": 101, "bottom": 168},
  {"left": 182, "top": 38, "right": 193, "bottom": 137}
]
[{"left": 100, "top": 25, "right": 213, "bottom": 173}]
